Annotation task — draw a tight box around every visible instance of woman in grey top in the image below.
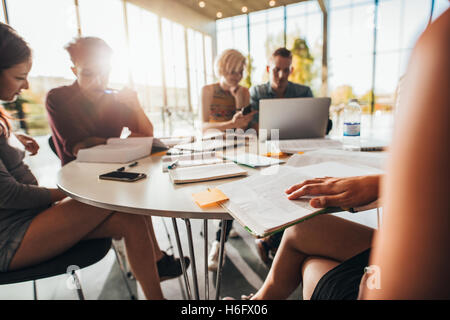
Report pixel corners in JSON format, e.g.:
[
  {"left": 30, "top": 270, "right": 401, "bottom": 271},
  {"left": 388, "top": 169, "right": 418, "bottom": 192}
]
[{"left": 0, "top": 23, "right": 186, "bottom": 300}]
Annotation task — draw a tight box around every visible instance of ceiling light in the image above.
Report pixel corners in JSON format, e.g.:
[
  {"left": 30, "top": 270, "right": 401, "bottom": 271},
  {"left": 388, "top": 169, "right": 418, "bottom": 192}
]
[
  {"left": 198, "top": 1, "right": 206, "bottom": 8},
  {"left": 269, "top": 0, "right": 276, "bottom": 7},
  {"left": 216, "top": 12, "right": 223, "bottom": 18},
  {"left": 241, "top": 6, "right": 248, "bottom": 13}
]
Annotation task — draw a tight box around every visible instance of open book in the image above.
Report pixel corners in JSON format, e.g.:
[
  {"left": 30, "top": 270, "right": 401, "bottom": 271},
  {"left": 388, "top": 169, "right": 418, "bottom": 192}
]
[
  {"left": 217, "top": 161, "right": 383, "bottom": 238},
  {"left": 76, "top": 137, "right": 153, "bottom": 163}
]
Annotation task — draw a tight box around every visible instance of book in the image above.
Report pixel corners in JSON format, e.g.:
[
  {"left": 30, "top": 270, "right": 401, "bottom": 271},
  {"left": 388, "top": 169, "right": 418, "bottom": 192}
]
[
  {"left": 76, "top": 137, "right": 153, "bottom": 163},
  {"left": 168, "top": 161, "right": 248, "bottom": 184},
  {"left": 217, "top": 161, "right": 383, "bottom": 238}
]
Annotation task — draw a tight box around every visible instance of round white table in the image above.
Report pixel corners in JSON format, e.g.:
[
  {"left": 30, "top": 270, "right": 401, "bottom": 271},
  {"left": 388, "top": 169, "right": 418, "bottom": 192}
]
[{"left": 57, "top": 149, "right": 261, "bottom": 300}]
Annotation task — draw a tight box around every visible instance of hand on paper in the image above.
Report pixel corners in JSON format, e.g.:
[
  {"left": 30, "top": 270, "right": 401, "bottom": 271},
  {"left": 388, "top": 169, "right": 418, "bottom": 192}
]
[{"left": 285, "top": 175, "right": 381, "bottom": 209}]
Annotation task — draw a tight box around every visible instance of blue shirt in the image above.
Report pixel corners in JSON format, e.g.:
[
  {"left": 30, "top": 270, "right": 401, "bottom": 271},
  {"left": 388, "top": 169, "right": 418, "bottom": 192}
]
[{"left": 249, "top": 81, "right": 313, "bottom": 128}]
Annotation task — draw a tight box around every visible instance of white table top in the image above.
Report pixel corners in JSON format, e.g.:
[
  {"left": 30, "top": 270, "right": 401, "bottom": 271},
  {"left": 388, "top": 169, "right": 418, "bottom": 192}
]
[{"left": 57, "top": 150, "right": 260, "bottom": 220}]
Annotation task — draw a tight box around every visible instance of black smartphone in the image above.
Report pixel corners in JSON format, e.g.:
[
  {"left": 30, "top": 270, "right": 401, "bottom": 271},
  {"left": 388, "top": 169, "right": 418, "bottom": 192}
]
[
  {"left": 99, "top": 171, "right": 147, "bottom": 182},
  {"left": 242, "top": 105, "right": 252, "bottom": 115}
]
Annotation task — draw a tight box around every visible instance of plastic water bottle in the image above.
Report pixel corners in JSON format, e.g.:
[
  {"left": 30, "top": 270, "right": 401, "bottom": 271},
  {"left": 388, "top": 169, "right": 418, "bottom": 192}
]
[{"left": 343, "top": 99, "right": 361, "bottom": 151}]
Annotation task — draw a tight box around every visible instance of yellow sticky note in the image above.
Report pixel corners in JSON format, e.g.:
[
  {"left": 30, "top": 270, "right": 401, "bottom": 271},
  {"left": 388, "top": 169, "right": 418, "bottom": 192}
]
[{"left": 192, "top": 188, "right": 229, "bottom": 208}]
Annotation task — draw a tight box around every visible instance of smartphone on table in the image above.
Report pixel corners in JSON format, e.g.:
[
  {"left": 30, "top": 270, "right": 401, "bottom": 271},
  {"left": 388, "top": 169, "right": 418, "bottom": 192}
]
[{"left": 99, "top": 171, "right": 147, "bottom": 182}]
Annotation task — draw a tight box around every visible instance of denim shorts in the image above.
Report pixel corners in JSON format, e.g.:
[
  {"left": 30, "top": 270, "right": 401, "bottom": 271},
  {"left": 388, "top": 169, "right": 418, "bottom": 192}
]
[{"left": 0, "top": 209, "right": 40, "bottom": 272}]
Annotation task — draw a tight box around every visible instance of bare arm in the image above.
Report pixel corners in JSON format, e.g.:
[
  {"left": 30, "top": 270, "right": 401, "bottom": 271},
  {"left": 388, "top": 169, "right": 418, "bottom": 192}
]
[
  {"left": 362, "top": 11, "right": 450, "bottom": 299},
  {"left": 201, "top": 85, "right": 254, "bottom": 132}
]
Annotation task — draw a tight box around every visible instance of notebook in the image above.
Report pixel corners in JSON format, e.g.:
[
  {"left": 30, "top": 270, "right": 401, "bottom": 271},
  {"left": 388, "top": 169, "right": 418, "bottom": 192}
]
[
  {"left": 168, "top": 161, "right": 248, "bottom": 184},
  {"left": 76, "top": 137, "right": 153, "bottom": 163},
  {"left": 217, "top": 161, "right": 382, "bottom": 238},
  {"left": 162, "top": 152, "right": 224, "bottom": 172}
]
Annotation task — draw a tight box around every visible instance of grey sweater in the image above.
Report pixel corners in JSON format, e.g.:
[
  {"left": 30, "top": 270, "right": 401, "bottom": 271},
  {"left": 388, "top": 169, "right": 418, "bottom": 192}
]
[{"left": 0, "top": 134, "right": 52, "bottom": 253}]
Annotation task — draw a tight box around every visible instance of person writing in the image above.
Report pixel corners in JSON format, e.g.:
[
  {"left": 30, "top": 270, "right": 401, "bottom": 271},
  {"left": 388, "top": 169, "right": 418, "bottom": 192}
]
[{"left": 46, "top": 37, "right": 154, "bottom": 166}]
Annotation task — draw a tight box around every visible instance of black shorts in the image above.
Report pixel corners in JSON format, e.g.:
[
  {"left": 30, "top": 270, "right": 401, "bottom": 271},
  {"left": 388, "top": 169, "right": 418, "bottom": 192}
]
[{"left": 310, "top": 248, "right": 371, "bottom": 300}]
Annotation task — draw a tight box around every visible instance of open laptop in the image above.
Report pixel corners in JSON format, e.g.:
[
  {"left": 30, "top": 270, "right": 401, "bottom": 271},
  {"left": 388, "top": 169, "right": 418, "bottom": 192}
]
[{"left": 259, "top": 97, "right": 331, "bottom": 140}]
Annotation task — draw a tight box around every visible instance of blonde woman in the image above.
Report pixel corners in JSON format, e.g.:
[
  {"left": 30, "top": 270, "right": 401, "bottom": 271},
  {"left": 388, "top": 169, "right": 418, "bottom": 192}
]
[
  {"left": 201, "top": 49, "right": 255, "bottom": 133},
  {"left": 200, "top": 49, "right": 256, "bottom": 271}
]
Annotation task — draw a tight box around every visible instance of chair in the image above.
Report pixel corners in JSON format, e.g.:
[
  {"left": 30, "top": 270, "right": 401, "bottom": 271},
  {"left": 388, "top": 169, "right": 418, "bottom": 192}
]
[{"left": 0, "top": 238, "right": 135, "bottom": 300}]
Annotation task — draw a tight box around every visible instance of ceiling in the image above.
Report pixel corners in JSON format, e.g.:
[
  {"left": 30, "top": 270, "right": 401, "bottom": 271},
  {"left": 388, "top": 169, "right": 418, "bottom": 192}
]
[{"left": 174, "top": 0, "right": 312, "bottom": 20}]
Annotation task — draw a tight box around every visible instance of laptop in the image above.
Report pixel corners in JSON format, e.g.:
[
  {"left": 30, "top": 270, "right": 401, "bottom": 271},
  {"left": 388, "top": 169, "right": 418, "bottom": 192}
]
[{"left": 259, "top": 97, "right": 331, "bottom": 140}]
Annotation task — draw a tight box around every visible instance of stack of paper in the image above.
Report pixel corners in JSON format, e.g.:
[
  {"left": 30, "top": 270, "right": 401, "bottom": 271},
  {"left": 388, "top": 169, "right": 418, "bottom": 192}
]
[
  {"left": 77, "top": 137, "right": 153, "bottom": 163},
  {"left": 162, "top": 152, "right": 224, "bottom": 172}
]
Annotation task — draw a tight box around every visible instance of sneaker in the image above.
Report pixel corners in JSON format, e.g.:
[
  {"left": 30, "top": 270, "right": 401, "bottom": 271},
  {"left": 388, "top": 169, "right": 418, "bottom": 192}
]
[
  {"left": 157, "top": 251, "right": 190, "bottom": 282},
  {"left": 207, "top": 240, "right": 225, "bottom": 271}
]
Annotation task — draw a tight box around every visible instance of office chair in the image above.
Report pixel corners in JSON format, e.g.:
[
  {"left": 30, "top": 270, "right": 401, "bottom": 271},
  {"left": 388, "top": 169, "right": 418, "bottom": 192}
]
[{"left": 0, "top": 238, "right": 135, "bottom": 300}]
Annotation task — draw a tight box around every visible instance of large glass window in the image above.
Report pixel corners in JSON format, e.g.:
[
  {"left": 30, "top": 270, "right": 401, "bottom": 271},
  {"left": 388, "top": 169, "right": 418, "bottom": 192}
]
[
  {"left": 162, "top": 19, "right": 188, "bottom": 111},
  {"left": 0, "top": 2, "right": 6, "bottom": 23},
  {"left": 78, "top": 0, "right": 129, "bottom": 86},
  {"left": 126, "top": 3, "right": 163, "bottom": 112}
]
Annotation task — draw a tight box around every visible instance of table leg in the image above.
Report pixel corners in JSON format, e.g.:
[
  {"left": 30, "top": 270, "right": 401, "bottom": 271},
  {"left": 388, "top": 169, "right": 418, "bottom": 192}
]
[
  {"left": 204, "top": 219, "right": 209, "bottom": 300},
  {"left": 214, "top": 219, "right": 228, "bottom": 300},
  {"left": 184, "top": 219, "right": 200, "bottom": 300},
  {"left": 171, "top": 218, "right": 192, "bottom": 300}
]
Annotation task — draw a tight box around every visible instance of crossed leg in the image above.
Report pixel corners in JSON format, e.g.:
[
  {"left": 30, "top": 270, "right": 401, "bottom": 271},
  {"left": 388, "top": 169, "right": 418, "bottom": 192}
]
[
  {"left": 9, "top": 199, "right": 165, "bottom": 300},
  {"left": 252, "top": 214, "right": 374, "bottom": 300}
]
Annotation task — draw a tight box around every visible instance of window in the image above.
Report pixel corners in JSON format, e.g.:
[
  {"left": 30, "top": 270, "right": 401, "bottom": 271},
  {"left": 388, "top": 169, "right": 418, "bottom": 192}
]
[
  {"left": 78, "top": 0, "right": 129, "bottom": 86},
  {"left": 187, "top": 29, "right": 206, "bottom": 114},
  {"left": 162, "top": 19, "right": 188, "bottom": 111},
  {"left": 0, "top": 1, "right": 6, "bottom": 23},
  {"left": 6, "top": 0, "right": 78, "bottom": 135},
  {"left": 126, "top": 3, "right": 163, "bottom": 112}
]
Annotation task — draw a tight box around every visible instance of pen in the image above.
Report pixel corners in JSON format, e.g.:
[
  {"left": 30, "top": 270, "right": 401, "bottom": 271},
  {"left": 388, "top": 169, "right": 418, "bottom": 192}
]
[
  {"left": 167, "top": 159, "right": 179, "bottom": 170},
  {"left": 117, "top": 161, "right": 139, "bottom": 171}
]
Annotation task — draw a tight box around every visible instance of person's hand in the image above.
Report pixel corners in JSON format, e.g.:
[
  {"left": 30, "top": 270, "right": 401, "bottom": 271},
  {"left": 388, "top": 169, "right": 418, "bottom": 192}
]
[
  {"left": 230, "top": 110, "right": 256, "bottom": 130},
  {"left": 14, "top": 133, "right": 39, "bottom": 156},
  {"left": 230, "top": 86, "right": 250, "bottom": 108},
  {"left": 115, "top": 87, "right": 141, "bottom": 110},
  {"left": 285, "top": 175, "right": 381, "bottom": 209}
]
